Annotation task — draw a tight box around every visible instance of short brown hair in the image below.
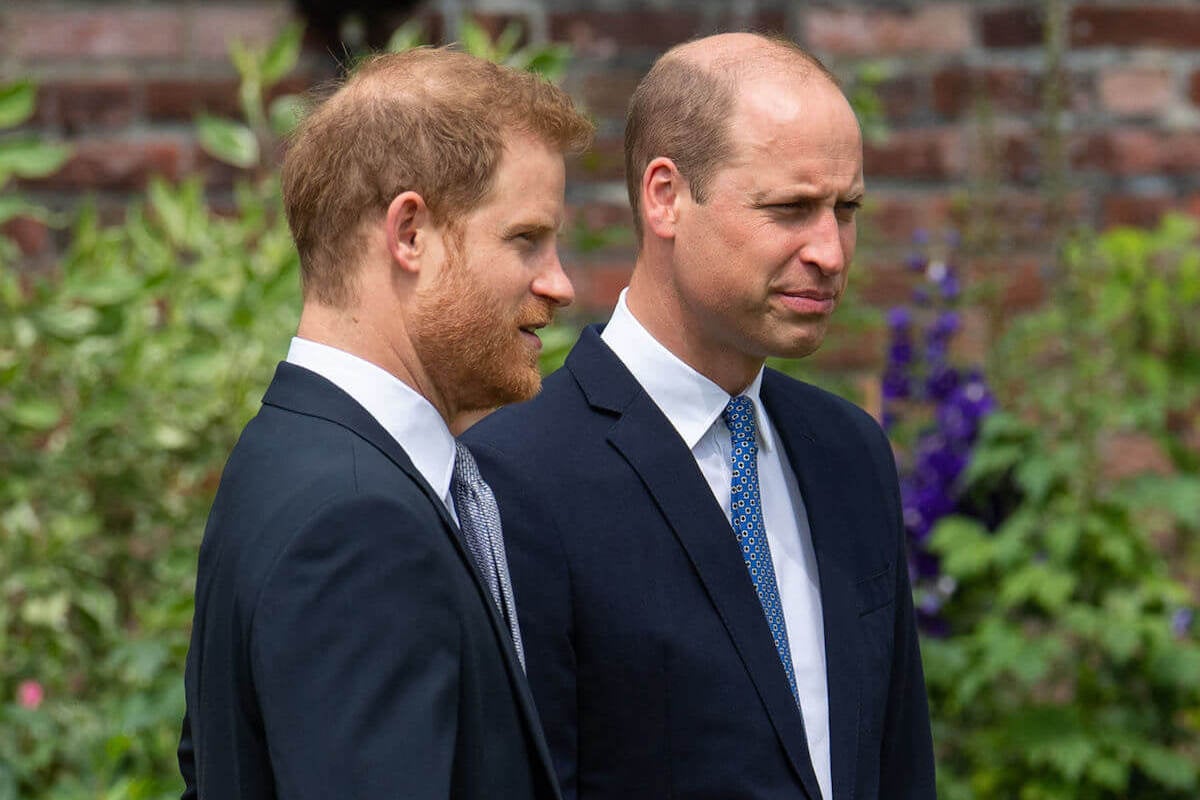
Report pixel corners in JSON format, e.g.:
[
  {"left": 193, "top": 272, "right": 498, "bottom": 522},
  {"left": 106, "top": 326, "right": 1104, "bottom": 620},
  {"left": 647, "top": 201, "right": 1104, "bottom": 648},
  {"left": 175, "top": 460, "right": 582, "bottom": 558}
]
[
  {"left": 283, "top": 47, "right": 593, "bottom": 306},
  {"left": 624, "top": 35, "right": 836, "bottom": 240}
]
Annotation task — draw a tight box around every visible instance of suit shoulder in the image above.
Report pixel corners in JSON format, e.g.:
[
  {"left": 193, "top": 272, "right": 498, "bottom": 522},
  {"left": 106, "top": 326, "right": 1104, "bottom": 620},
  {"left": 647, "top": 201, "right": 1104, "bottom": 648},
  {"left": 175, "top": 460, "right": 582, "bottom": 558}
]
[
  {"left": 464, "top": 365, "right": 584, "bottom": 452},
  {"left": 764, "top": 368, "right": 888, "bottom": 448}
]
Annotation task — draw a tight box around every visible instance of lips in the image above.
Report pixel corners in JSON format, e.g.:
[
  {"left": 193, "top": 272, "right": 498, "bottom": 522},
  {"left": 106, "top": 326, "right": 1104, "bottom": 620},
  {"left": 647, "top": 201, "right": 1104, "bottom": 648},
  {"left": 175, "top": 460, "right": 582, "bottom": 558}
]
[{"left": 776, "top": 289, "right": 837, "bottom": 315}]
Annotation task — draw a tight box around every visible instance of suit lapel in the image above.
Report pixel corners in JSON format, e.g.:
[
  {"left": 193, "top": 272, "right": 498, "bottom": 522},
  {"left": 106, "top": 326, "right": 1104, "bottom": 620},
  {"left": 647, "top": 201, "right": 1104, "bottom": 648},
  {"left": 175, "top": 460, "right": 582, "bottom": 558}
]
[
  {"left": 762, "top": 372, "right": 861, "bottom": 800},
  {"left": 566, "top": 330, "right": 823, "bottom": 800},
  {"left": 261, "top": 362, "right": 560, "bottom": 795}
]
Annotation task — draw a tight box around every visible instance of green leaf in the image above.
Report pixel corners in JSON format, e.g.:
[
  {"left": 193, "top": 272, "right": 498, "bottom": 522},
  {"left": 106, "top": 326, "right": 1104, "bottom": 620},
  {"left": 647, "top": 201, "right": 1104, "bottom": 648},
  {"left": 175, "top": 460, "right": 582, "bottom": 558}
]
[
  {"left": 268, "top": 94, "right": 307, "bottom": 138},
  {"left": 261, "top": 21, "right": 305, "bottom": 86},
  {"left": 1132, "top": 743, "right": 1197, "bottom": 790},
  {"left": 0, "top": 80, "right": 37, "bottom": 129},
  {"left": 0, "top": 195, "right": 48, "bottom": 226},
  {"left": 386, "top": 20, "right": 426, "bottom": 53},
  {"left": 929, "top": 516, "right": 994, "bottom": 579},
  {"left": 514, "top": 45, "right": 572, "bottom": 83},
  {"left": 36, "top": 305, "right": 100, "bottom": 339},
  {"left": 196, "top": 115, "right": 259, "bottom": 169},
  {"left": 4, "top": 399, "right": 61, "bottom": 430},
  {"left": 459, "top": 18, "right": 495, "bottom": 60},
  {"left": 0, "top": 136, "right": 71, "bottom": 178}
]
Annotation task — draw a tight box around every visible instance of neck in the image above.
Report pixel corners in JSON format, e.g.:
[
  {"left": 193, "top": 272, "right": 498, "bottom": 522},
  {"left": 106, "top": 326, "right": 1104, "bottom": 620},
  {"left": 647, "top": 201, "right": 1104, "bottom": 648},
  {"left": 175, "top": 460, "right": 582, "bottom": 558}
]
[
  {"left": 626, "top": 267, "right": 761, "bottom": 396},
  {"left": 296, "top": 301, "right": 455, "bottom": 424}
]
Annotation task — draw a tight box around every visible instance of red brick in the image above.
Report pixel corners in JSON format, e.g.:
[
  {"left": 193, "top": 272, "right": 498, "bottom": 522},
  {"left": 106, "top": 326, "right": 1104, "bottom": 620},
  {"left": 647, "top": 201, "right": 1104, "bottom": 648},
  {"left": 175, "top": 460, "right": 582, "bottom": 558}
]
[
  {"left": 980, "top": 7, "right": 1044, "bottom": 48},
  {"left": 875, "top": 75, "right": 925, "bottom": 126},
  {"left": 974, "top": 255, "right": 1048, "bottom": 310},
  {"left": 955, "top": 192, "right": 1086, "bottom": 249},
  {"left": 567, "top": 202, "right": 635, "bottom": 232},
  {"left": 863, "top": 128, "right": 965, "bottom": 180},
  {"left": 861, "top": 191, "right": 954, "bottom": 242},
  {"left": 1076, "top": 130, "right": 1200, "bottom": 175},
  {"left": 932, "top": 67, "right": 1039, "bottom": 118},
  {"left": 857, "top": 255, "right": 924, "bottom": 308},
  {"left": 569, "top": 136, "right": 625, "bottom": 182},
  {"left": 805, "top": 321, "right": 886, "bottom": 371},
  {"left": 580, "top": 70, "right": 642, "bottom": 120},
  {"left": 574, "top": 261, "right": 633, "bottom": 313},
  {"left": 1192, "top": 70, "right": 1200, "bottom": 107},
  {"left": 1071, "top": 5, "right": 1200, "bottom": 49},
  {"left": 0, "top": 216, "right": 51, "bottom": 259},
  {"left": 25, "top": 137, "right": 186, "bottom": 191},
  {"left": 190, "top": 3, "right": 295, "bottom": 61},
  {"left": 8, "top": 7, "right": 186, "bottom": 60},
  {"left": 549, "top": 11, "right": 703, "bottom": 54},
  {"left": 1100, "top": 194, "right": 1175, "bottom": 229},
  {"left": 41, "top": 80, "right": 136, "bottom": 134},
  {"left": 805, "top": 4, "right": 971, "bottom": 57},
  {"left": 144, "top": 78, "right": 241, "bottom": 121},
  {"left": 717, "top": 9, "right": 788, "bottom": 35},
  {"left": 1099, "top": 67, "right": 1173, "bottom": 117}
]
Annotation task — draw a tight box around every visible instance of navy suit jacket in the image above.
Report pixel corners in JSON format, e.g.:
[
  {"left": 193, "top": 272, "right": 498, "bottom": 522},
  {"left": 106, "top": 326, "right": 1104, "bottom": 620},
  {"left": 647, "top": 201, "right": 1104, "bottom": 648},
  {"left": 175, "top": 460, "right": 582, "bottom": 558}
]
[
  {"left": 178, "top": 362, "right": 561, "bottom": 800},
  {"left": 464, "top": 327, "right": 935, "bottom": 799}
]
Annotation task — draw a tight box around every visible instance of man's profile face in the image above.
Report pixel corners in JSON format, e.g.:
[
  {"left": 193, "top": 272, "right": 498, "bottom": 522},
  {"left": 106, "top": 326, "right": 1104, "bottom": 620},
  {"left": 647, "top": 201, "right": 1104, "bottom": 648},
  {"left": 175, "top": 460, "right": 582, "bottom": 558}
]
[
  {"left": 668, "top": 73, "right": 865, "bottom": 383},
  {"left": 411, "top": 131, "right": 574, "bottom": 415}
]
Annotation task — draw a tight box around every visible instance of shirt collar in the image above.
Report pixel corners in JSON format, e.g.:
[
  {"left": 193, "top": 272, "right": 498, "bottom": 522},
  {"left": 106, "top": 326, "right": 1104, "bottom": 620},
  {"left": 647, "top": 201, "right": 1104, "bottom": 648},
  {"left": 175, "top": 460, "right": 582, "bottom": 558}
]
[
  {"left": 286, "top": 337, "right": 457, "bottom": 505},
  {"left": 600, "top": 289, "right": 776, "bottom": 453}
]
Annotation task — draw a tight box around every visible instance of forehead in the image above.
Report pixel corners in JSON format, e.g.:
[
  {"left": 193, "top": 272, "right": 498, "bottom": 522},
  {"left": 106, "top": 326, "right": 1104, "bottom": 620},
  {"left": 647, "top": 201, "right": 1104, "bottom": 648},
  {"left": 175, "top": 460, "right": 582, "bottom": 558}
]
[
  {"left": 468, "top": 131, "right": 566, "bottom": 227},
  {"left": 720, "top": 75, "right": 863, "bottom": 191}
]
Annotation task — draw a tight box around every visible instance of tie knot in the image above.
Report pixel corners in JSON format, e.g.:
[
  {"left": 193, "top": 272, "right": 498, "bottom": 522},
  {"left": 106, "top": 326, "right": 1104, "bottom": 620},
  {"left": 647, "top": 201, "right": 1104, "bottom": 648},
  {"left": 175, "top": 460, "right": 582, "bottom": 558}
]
[
  {"left": 453, "top": 441, "right": 481, "bottom": 488},
  {"left": 723, "top": 395, "right": 756, "bottom": 435}
]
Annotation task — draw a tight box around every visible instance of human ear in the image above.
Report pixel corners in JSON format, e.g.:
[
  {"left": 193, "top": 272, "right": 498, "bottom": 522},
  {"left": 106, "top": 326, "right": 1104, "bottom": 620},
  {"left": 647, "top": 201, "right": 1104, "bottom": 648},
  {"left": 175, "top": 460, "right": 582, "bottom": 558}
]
[
  {"left": 642, "top": 157, "right": 682, "bottom": 240},
  {"left": 385, "top": 191, "right": 431, "bottom": 274}
]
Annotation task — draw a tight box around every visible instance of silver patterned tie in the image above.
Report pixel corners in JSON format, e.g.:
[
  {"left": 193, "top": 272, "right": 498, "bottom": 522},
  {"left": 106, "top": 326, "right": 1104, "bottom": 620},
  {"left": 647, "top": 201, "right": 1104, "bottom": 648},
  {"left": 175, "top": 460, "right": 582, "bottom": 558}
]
[{"left": 451, "top": 442, "right": 526, "bottom": 670}]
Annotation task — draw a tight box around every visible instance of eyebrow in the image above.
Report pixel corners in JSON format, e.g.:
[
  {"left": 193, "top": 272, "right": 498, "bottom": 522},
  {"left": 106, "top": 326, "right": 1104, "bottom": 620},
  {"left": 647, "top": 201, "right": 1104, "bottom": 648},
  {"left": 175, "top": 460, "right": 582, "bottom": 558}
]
[
  {"left": 750, "top": 186, "right": 865, "bottom": 206},
  {"left": 501, "top": 221, "right": 561, "bottom": 239}
]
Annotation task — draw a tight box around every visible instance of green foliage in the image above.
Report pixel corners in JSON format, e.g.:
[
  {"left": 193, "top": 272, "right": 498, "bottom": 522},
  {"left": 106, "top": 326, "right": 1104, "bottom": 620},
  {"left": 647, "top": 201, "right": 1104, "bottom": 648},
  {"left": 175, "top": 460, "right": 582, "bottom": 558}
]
[
  {"left": 199, "top": 22, "right": 306, "bottom": 170},
  {"left": 926, "top": 217, "right": 1200, "bottom": 799},
  {"left": 0, "top": 174, "right": 298, "bottom": 798},
  {"left": 389, "top": 18, "right": 572, "bottom": 84}
]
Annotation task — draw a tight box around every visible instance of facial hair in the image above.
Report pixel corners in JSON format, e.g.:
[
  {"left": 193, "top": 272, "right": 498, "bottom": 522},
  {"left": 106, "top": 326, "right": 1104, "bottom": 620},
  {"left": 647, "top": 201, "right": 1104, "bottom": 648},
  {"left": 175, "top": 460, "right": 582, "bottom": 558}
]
[{"left": 410, "top": 234, "right": 553, "bottom": 418}]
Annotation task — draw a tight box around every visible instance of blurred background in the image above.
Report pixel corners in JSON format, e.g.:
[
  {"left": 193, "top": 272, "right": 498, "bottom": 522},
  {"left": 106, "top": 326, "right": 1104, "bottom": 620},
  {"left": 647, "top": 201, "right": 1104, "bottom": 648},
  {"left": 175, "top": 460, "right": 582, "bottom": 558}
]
[{"left": 1, "top": 1, "right": 1198, "bottom": 798}]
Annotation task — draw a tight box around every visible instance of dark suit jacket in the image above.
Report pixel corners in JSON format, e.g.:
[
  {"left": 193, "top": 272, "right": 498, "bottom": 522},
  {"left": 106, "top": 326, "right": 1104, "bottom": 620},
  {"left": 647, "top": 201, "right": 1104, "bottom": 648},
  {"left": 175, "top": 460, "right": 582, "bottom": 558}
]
[
  {"left": 463, "top": 327, "right": 936, "bottom": 800},
  {"left": 178, "top": 362, "right": 561, "bottom": 800}
]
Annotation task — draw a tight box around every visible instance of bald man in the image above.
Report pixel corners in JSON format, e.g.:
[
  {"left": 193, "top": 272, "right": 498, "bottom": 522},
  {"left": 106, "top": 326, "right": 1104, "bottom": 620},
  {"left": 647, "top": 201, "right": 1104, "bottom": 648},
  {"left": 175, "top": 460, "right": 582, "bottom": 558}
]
[{"left": 464, "top": 34, "right": 936, "bottom": 799}]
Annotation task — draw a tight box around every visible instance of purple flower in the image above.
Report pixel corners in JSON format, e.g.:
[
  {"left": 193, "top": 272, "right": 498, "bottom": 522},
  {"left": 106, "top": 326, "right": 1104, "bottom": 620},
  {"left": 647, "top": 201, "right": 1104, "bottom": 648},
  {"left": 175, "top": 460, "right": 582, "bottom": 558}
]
[
  {"left": 931, "top": 311, "right": 960, "bottom": 339},
  {"left": 1172, "top": 608, "right": 1194, "bottom": 637},
  {"left": 887, "top": 339, "right": 914, "bottom": 368},
  {"left": 912, "top": 228, "right": 931, "bottom": 246},
  {"left": 882, "top": 368, "right": 911, "bottom": 401},
  {"left": 939, "top": 273, "right": 961, "bottom": 300},
  {"left": 925, "top": 365, "right": 960, "bottom": 401},
  {"left": 905, "top": 253, "right": 928, "bottom": 272},
  {"left": 887, "top": 306, "right": 911, "bottom": 331}
]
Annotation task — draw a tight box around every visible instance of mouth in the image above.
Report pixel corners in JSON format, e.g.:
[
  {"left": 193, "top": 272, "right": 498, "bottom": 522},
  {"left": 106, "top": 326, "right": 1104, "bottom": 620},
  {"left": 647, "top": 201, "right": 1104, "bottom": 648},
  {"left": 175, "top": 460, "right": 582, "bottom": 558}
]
[
  {"left": 776, "top": 289, "right": 837, "bottom": 316},
  {"left": 518, "top": 321, "right": 548, "bottom": 351}
]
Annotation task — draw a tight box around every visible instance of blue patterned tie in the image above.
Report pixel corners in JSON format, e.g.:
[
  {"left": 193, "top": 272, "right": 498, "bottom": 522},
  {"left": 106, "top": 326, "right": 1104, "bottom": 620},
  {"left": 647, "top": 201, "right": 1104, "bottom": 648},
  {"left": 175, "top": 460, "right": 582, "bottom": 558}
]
[
  {"left": 452, "top": 442, "right": 526, "bottom": 671},
  {"left": 723, "top": 396, "right": 800, "bottom": 705}
]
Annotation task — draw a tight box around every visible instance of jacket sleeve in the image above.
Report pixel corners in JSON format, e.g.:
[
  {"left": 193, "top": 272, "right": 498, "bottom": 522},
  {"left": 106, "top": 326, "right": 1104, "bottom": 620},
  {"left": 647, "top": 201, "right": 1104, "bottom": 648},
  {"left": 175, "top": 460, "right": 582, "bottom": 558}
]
[
  {"left": 471, "top": 442, "right": 579, "bottom": 800},
  {"left": 248, "top": 493, "right": 463, "bottom": 799},
  {"left": 177, "top": 712, "right": 196, "bottom": 800}
]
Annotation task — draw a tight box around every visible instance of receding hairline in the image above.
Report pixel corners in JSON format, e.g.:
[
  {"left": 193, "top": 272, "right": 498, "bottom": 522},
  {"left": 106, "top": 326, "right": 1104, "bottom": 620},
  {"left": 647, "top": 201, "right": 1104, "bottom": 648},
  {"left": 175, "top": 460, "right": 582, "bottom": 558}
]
[{"left": 656, "top": 32, "right": 840, "bottom": 94}]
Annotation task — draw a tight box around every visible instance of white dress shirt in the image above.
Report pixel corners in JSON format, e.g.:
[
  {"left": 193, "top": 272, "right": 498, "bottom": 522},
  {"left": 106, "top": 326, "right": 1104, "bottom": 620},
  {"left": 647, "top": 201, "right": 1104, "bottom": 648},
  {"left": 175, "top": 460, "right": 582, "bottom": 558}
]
[
  {"left": 286, "top": 337, "right": 459, "bottom": 519},
  {"left": 601, "top": 290, "right": 832, "bottom": 800}
]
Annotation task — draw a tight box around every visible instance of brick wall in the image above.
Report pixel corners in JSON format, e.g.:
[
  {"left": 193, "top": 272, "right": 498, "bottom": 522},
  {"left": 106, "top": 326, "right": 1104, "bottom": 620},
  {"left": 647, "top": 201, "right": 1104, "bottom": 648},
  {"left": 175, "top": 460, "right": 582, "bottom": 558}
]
[{"left": 4, "top": 0, "right": 1200, "bottom": 345}]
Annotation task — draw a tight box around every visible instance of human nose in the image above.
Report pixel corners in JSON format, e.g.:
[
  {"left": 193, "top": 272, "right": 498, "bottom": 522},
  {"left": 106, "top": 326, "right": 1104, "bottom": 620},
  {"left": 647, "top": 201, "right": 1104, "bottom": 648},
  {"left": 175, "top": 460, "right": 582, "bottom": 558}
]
[
  {"left": 800, "top": 208, "right": 849, "bottom": 276},
  {"left": 532, "top": 250, "right": 575, "bottom": 308}
]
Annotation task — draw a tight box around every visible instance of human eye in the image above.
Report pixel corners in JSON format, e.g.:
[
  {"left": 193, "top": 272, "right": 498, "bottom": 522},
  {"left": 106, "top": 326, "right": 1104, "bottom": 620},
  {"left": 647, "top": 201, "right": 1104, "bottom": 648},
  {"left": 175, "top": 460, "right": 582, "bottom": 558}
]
[{"left": 835, "top": 198, "right": 862, "bottom": 221}]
